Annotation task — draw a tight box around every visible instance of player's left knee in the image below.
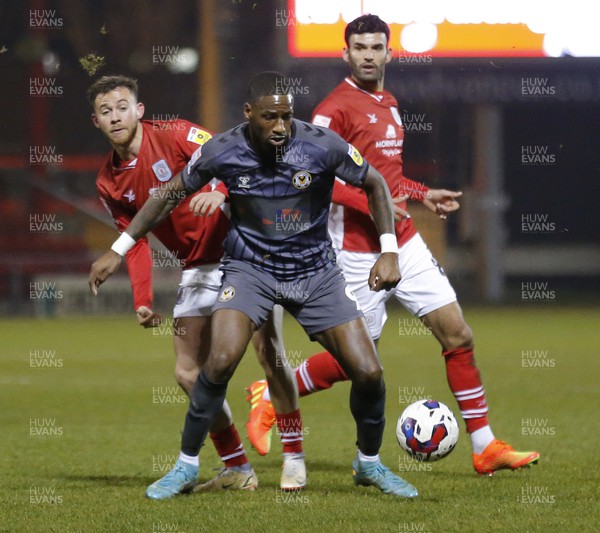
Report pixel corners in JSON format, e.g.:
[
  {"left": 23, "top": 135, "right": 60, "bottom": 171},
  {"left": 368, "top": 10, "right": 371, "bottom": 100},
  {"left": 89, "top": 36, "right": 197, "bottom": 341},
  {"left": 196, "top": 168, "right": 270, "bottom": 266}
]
[
  {"left": 351, "top": 362, "right": 383, "bottom": 391},
  {"left": 456, "top": 323, "right": 474, "bottom": 348},
  {"left": 174, "top": 366, "right": 198, "bottom": 395},
  {"left": 252, "top": 341, "right": 274, "bottom": 370},
  {"left": 204, "top": 351, "right": 238, "bottom": 383},
  {"left": 442, "top": 322, "right": 473, "bottom": 351}
]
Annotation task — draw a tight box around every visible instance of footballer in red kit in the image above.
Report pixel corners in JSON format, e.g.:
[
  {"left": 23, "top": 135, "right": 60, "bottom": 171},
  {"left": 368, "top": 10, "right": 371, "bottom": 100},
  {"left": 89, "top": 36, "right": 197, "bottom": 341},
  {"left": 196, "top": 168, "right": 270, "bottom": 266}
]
[
  {"left": 246, "top": 15, "right": 540, "bottom": 477},
  {"left": 313, "top": 76, "right": 426, "bottom": 253},
  {"left": 89, "top": 75, "right": 303, "bottom": 495},
  {"left": 96, "top": 119, "right": 229, "bottom": 311}
]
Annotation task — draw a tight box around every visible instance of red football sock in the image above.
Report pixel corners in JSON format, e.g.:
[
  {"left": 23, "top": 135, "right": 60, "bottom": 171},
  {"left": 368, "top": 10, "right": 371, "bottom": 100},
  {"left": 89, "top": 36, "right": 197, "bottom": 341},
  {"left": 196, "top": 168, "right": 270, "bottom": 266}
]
[
  {"left": 209, "top": 424, "right": 248, "bottom": 468},
  {"left": 294, "top": 351, "right": 348, "bottom": 396},
  {"left": 443, "top": 347, "right": 489, "bottom": 433},
  {"left": 276, "top": 409, "right": 304, "bottom": 454}
]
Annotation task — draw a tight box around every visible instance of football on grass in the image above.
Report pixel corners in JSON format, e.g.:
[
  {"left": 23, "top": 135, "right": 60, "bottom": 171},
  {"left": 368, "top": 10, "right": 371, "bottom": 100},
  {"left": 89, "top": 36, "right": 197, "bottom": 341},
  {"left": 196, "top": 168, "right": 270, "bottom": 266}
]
[{"left": 396, "top": 399, "right": 459, "bottom": 461}]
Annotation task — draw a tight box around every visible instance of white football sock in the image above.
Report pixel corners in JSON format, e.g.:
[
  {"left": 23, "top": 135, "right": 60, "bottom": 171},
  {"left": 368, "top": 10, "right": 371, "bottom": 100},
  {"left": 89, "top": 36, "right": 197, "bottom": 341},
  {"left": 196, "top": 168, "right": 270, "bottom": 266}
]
[
  {"left": 178, "top": 451, "right": 199, "bottom": 466},
  {"left": 283, "top": 451, "right": 305, "bottom": 463},
  {"left": 263, "top": 386, "right": 271, "bottom": 402},
  {"left": 357, "top": 450, "right": 380, "bottom": 463},
  {"left": 471, "top": 425, "right": 495, "bottom": 454}
]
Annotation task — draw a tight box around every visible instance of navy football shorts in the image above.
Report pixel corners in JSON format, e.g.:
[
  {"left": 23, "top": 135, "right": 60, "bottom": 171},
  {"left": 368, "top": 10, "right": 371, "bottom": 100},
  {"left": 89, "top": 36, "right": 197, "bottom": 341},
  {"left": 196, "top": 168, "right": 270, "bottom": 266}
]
[{"left": 212, "top": 259, "right": 364, "bottom": 336}]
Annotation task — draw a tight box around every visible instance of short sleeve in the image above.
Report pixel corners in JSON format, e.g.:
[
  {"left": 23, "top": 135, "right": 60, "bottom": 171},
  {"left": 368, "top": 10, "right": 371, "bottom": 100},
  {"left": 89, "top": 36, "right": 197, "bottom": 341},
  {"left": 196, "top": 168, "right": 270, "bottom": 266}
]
[
  {"left": 180, "top": 141, "right": 214, "bottom": 193},
  {"left": 174, "top": 121, "right": 213, "bottom": 161},
  {"left": 327, "top": 135, "right": 369, "bottom": 187},
  {"left": 312, "top": 99, "right": 347, "bottom": 138}
]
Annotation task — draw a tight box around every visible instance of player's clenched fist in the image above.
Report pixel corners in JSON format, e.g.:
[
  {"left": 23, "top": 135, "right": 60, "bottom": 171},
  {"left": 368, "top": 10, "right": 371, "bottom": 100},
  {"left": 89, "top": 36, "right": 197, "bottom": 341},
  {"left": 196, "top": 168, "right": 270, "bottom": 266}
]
[
  {"left": 136, "top": 306, "right": 163, "bottom": 328},
  {"left": 89, "top": 250, "right": 122, "bottom": 295},
  {"left": 368, "top": 253, "right": 401, "bottom": 291}
]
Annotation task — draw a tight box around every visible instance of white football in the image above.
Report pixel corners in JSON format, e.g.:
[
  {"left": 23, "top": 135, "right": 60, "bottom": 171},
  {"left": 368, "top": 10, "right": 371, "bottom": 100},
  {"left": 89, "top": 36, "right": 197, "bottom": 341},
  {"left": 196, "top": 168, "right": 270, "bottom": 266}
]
[{"left": 396, "top": 399, "right": 459, "bottom": 462}]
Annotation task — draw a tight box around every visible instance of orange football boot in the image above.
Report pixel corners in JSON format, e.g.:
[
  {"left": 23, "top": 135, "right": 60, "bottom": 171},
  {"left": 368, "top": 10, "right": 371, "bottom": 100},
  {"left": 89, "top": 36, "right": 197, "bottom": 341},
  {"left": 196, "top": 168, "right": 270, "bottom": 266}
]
[
  {"left": 473, "top": 439, "right": 540, "bottom": 475},
  {"left": 245, "top": 380, "right": 276, "bottom": 455}
]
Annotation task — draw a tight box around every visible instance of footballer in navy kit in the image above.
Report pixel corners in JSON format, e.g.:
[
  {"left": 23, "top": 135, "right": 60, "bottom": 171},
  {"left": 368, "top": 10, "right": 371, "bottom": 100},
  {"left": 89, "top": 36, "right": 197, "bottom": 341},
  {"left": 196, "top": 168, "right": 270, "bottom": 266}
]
[
  {"left": 183, "top": 117, "right": 365, "bottom": 280},
  {"left": 89, "top": 72, "right": 419, "bottom": 499}
]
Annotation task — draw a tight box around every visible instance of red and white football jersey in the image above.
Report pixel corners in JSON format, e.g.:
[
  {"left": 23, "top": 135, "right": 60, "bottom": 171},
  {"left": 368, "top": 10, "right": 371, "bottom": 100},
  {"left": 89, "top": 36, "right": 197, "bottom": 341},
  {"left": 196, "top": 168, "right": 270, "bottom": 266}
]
[
  {"left": 312, "top": 77, "right": 429, "bottom": 253},
  {"left": 96, "top": 119, "right": 229, "bottom": 309}
]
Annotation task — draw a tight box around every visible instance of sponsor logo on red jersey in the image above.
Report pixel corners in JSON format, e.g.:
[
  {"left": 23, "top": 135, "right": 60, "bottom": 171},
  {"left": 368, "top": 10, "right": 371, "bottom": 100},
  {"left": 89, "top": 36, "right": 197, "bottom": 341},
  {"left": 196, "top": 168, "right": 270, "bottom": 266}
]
[{"left": 187, "top": 127, "right": 212, "bottom": 145}]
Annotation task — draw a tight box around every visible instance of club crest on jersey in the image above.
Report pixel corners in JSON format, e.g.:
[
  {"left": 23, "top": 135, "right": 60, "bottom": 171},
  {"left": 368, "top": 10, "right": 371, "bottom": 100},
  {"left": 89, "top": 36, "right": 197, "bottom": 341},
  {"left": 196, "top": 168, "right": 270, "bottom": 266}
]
[
  {"left": 218, "top": 285, "right": 236, "bottom": 302},
  {"left": 386, "top": 124, "right": 397, "bottom": 138},
  {"left": 368, "top": 113, "right": 378, "bottom": 124},
  {"left": 348, "top": 144, "right": 364, "bottom": 166},
  {"left": 187, "top": 127, "right": 212, "bottom": 146},
  {"left": 237, "top": 175, "right": 251, "bottom": 188},
  {"left": 152, "top": 159, "right": 172, "bottom": 182},
  {"left": 292, "top": 170, "right": 312, "bottom": 190}
]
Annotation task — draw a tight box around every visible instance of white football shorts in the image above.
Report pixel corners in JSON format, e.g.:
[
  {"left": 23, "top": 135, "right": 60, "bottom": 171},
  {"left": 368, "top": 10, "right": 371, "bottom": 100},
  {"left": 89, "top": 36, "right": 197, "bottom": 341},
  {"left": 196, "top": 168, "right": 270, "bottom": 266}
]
[
  {"left": 172, "top": 263, "right": 223, "bottom": 319},
  {"left": 335, "top": 233, "right": 457, "bottom": 339}
]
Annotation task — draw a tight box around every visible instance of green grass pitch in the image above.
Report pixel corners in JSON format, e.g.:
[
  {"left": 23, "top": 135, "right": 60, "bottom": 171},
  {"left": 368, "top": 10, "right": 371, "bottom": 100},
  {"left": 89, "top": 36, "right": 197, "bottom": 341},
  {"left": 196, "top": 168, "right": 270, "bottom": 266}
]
[{"left": 2, "top": 305, "right": 599, "bottom": 532}]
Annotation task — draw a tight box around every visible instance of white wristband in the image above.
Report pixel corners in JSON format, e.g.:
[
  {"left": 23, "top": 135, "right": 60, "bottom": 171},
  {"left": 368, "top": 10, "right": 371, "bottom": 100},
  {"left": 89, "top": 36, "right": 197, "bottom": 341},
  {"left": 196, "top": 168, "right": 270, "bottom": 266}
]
[
  {"left": 379, "top": 233, "right": 398, "bottom": 254},
  {"left": 111, "top": 232, "right": 136, "bottom": 257}
]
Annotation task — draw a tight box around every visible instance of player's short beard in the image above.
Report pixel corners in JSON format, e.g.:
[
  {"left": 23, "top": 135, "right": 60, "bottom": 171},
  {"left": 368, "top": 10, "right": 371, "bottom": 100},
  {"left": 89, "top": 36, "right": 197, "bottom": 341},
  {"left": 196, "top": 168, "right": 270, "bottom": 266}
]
[
  {"left": 351, "top": 62, "right": 384, "bottom": 87},
  {"left": 112, "top": 122, "right": 137, "bottom": 148}
]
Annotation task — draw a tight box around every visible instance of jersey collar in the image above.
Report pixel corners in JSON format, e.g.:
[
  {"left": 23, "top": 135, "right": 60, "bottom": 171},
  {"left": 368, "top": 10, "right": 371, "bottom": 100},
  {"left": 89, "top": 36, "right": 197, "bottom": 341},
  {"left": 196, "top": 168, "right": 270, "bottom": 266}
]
[{"left": 344, "top": 77, "right": 384, "bottom": 102}]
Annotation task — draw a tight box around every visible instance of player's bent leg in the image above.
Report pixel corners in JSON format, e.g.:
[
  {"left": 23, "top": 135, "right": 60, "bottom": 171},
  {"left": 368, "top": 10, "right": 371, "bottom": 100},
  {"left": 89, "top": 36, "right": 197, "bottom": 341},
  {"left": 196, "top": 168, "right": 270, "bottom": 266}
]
[
  {"left": 147, "top": 310, "right": 255, "bottom": 500},
  {"left": 202, "top": 309, "right": 256, "bottom": 382},
  {"left": 421, "top": 301, "right": 473, "bottom": 353},
  {"left": 313, "top": 318, "right": 417, "bottom": 498},
  {"left": 248, "top": 307, "right": 306, "bottom": 488},
  {"left": 172, "top": 316, "right": 237, "bottom": 433},
  {"left": 422, "top": 303, "right": 490, "bottom": 434},
  {"left": 314, "top": 318, "right": 384, "bottom": 455},
  {"left": 247, "top": 305, "right": 299, "bottom": 456},
  {"left": 173, "top": 315, "right": 254, "bottom": 486},
  {"left": 422, "top": 302, "right": 540, "bottom": 474},
  {"left": 181, "top": 309, "right": 255, "bottom": 454},
  {"left": 173, "top": 316, "right": 210, "bottom": 396},
  {"left": 253, "top": 305, "right": 298, "bottom": 413},
  {"left": 312, "top": 317, "right": 380, "bottom": 388}
]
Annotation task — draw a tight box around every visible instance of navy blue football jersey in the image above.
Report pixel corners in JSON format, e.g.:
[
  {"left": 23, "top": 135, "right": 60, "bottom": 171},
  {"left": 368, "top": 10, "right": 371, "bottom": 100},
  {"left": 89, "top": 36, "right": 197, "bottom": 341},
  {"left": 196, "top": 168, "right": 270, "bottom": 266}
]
[{"left": 181, "top": 119, "right": 369, "bottom": 279}]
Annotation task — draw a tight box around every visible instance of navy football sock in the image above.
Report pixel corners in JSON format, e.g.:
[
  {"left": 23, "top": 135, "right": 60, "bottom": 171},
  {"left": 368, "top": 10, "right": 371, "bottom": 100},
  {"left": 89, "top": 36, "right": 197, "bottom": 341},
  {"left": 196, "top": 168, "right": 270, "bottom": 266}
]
[
  {"left": 181, "top": 370, "right": 228, "bottom": 456},
  {"left": 350, "top": 379, "right": 386, "bottom": 457}
]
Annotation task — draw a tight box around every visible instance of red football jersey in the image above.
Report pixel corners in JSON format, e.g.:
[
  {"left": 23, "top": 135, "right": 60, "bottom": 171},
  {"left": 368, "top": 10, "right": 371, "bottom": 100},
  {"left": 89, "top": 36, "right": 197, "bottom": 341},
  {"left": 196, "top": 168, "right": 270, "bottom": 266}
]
[
  {"left": 96, "top": 119, "right": 229, "bottom": 309},
  {"left": 312, "top": 77, "right": 429, "bottom": 252}
]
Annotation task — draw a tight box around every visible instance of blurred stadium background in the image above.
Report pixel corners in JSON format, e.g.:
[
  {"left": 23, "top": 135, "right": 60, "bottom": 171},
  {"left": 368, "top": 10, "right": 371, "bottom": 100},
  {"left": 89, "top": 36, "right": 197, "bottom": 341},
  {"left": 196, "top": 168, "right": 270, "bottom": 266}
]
[{"left": 1, "top": 0, "right": 599, "bottom": 317}]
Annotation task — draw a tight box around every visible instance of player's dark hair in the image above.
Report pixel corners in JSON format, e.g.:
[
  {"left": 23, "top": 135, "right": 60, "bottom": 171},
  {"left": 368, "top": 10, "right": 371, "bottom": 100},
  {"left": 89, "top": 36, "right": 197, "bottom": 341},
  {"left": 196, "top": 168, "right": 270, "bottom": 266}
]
[
  {"left": 246, "top": 71, "right": 288, "bottom": 104},
  {"left": 344, "top": 14, "right": 390, "bottom": 47},
  {"left": 87, "top": 75, "right": 138, "bottom": 108}
]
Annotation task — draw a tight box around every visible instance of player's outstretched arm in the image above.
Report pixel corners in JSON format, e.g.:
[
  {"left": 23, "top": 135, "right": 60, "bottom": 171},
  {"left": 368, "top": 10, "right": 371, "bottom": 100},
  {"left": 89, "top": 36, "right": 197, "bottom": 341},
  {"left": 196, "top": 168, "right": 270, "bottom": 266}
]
[
  {"left": 88, "top": 173, "right": 188, "bottom": 295},
  {"left": 360, "top": 166, "right": 401, "bottom": 292}
]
